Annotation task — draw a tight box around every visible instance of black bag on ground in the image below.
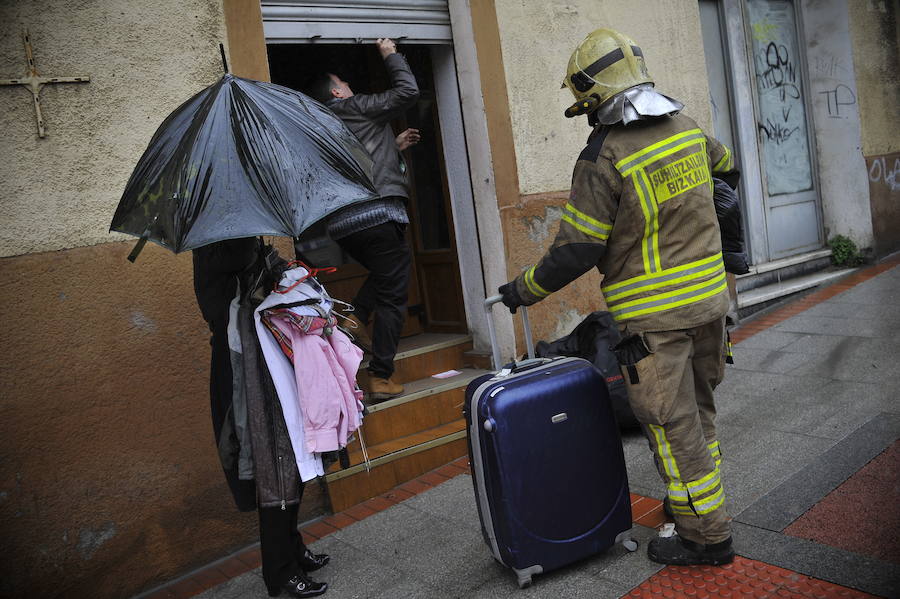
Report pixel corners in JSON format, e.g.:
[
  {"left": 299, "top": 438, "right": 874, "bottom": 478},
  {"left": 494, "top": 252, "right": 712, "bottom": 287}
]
[{"left": 534, "top": 311, "right": 639, "bottom": 428}]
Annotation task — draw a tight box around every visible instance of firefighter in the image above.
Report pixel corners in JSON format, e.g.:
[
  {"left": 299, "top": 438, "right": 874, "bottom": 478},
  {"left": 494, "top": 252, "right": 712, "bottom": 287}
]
[{"left": 498, "top": 28, "right": 739, "bottom": 566}]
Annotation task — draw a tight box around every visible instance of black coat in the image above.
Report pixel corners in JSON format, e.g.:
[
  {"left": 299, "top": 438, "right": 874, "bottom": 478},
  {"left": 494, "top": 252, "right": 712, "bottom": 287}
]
[
  {"left": 192, "top": 239, "right": 302, "bottom": 511},
  {"left": 534, "top": 311, "right": 638, "bottom": 428}
]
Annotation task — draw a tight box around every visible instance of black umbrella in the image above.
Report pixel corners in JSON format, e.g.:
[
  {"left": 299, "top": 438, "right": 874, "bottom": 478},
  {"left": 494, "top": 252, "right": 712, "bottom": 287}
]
[{"left": 110, "top": 73, "right": 378, "bottom": 260}]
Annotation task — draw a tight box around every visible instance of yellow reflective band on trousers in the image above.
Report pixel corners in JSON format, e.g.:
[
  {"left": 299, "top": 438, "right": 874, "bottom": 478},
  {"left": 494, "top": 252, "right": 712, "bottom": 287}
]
[
  {"left": 667, "top": 470, "right": 725, "bottom": 516},
  {"left": 524, "top": 265, "right": 550, "bottom": 298},
  {"left": 607, "top": 272, "right": 728, "bottom": 321},
  {"left": 651, "top": 425, "right": 727, "bottom": 517},
  {"left": 561, "top": 203, "right": 612, "bottom": 240},
  {"left": 692, "top": 486, "right": 725, "bottom": 515},
  {"left": 602, "top": 253, "right": 724, "bottom": 302},
  {"left": 708, "top": 440, "right": 722, "bottom": 467},
  {"left": 687, "top": 468, "right": 721, "bottom": 496},
  {"left": 649, "top": 425, "right": 681, "bottom": 480}
]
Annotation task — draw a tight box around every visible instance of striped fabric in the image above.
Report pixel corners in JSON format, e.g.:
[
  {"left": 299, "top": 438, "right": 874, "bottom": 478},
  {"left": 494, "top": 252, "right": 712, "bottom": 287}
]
[{"left": 327, "top": 197, "right": 408, "bottom": 240}]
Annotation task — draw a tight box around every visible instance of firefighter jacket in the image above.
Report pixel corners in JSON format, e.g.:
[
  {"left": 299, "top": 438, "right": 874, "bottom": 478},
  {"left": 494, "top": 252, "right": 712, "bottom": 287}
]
[{"left": 513, "top": 113, "right": 738, "bottom": 333}]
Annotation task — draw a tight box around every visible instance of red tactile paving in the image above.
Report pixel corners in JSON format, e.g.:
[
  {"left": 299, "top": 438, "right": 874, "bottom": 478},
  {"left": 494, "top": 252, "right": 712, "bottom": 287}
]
[
  {"left": 623, "top": 556, "right": 880, "bottom": 599},
  {"left": 784, "top": 440, "right": 900, "bottom": 565}
]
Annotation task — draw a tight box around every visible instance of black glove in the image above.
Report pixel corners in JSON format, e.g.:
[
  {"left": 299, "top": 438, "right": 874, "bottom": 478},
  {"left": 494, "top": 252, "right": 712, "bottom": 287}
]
[{"left": 498, "top": 281, "right": 523, "bottom": 314}]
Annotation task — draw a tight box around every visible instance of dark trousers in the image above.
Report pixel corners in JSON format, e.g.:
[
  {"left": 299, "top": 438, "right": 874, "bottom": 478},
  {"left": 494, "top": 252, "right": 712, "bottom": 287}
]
[
  {"left": 258, "top": 493, "right": 308, "bottom": 591},
  {"left": 338, "top": 221, "right": 411, "bottom": 379}
]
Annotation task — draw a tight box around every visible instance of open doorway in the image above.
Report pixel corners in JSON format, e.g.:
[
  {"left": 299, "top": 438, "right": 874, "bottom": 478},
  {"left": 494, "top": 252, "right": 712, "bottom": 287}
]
[{"left": 267, "top": 43, "right": 467, "bottom": 335}]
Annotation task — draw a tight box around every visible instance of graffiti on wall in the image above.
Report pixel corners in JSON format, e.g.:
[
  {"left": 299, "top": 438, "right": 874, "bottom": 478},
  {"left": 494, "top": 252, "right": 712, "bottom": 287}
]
[
  {"left": 868, "top": 154, "right": 900, "bottom": 192},
  {"left": 814, "top": 52, "right": 858, "bottom": 119},
  {"left": 747, "top": 0, "right": 813, "bottom": 196},
  {"left": 866, "top": 152, "right": 900, "bottom": 256}
]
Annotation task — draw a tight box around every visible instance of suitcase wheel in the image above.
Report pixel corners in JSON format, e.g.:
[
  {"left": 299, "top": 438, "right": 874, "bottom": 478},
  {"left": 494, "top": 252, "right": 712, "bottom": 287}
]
[
  {"left": 623, "top": 538, "right": 639, "bottom": 552},
  {"left": 517, "top": 574, "right": 532, "bottom": 589}
]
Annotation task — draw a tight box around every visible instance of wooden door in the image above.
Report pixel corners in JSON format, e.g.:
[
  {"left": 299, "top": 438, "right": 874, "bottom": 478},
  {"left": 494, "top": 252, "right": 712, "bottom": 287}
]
[{"left": 268, "top": 42, "right": 466, "bottom": 336}]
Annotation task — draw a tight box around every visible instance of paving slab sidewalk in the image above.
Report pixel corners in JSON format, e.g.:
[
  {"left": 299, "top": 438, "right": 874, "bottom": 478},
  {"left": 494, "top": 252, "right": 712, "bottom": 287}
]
[{"left": 142, "top": 257, "right": 900, "bottom": 599}]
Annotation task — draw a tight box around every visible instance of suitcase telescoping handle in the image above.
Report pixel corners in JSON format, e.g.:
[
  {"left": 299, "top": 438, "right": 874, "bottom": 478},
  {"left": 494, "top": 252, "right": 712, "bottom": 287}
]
[{"left": 484, "top": 294, "right": 536, "bottom": 370}]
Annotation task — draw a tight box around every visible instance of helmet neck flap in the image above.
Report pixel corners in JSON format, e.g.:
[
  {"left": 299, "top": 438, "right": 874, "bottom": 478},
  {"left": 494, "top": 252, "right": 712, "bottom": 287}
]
[{"left": 591, "top": 83, "right": 684, "bottom": 126}]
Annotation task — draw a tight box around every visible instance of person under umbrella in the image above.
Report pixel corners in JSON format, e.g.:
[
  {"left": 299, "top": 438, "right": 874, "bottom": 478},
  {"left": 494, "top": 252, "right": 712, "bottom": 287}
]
[{"left": 111, "top": 68, "right": 382, "bottom": 597}]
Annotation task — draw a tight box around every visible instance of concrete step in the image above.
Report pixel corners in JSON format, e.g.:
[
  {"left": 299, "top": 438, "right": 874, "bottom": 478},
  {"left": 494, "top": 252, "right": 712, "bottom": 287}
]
[
  {"left": 357, "top": 332, "right": 473, "bottom": 385},
  {"left": 323, "top": 365, "right": 489, "bottom": 512},
  {"left": 324, "top": 421, "right": 469, "bottom": 512},
  {"left": 735, "top": 249, "right": 833, "bottom": 294},
  {"left": 737, "top": 267, "right": 858, "bottom": 311},
  {"left": 350, "top": 368, "right": 487, "bottom": 447}
]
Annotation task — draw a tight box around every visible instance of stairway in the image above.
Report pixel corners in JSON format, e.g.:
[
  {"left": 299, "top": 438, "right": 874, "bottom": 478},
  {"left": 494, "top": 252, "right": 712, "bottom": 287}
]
[
  {"left": 735, "top": 249, "right": 857, "bottom": 319},
  {"left": 325, "top": 333, "right": 490, "bottom": 512}
]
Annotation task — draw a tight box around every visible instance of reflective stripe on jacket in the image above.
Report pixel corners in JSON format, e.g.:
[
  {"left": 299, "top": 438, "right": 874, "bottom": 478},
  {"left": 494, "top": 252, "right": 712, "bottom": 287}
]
[{"left": 514, "top": 113, "right": 737, "bottom": 332}]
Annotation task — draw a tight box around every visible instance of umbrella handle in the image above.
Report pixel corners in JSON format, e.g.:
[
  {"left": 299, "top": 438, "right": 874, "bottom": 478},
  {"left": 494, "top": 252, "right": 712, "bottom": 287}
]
[{"left": 219, "top": 43, "right": 229, "bottom": 74}]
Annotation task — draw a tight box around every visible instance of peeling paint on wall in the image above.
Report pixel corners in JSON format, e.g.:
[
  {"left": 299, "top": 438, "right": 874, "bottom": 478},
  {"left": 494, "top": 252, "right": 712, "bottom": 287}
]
[
  {"left": 524, "top": 205, "right": 563, "bottom": 245},
  {"left": 550, "top": 307, "right": 587, "bottom": 341},
  {"left": 76, "top": 522, "right": 116, "bottom": 560},
  {"left": 129, "top": 310, "right": 157, "bottom": 332}
]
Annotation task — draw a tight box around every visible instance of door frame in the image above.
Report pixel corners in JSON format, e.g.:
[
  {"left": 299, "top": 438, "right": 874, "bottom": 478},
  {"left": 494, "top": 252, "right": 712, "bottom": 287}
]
[
  {"left": 720, "top": 0, "right": 826, "bottom": 264},
  {"left": 721, "top": 0, "right": 771, "bottom": 265},
  {"left": 224, "top": 0, "right": 518, "bottom": 360},
  {"left": 258, "top": 6, "right": 512, "bottom": 356},
  {"left": 743, "top": 0, "right": 824, "bottom": 260}
]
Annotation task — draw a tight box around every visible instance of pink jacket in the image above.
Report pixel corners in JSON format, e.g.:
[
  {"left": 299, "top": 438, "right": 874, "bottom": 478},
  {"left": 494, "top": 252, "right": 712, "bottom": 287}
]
[{"left": 270, "top": 315, "right": 364, "bottom": 453}]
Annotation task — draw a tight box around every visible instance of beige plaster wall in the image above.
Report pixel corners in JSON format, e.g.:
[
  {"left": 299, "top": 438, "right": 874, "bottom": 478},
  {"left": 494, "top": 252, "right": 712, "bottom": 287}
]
[
  {"left": 0, "top": 0, "right": 228, "bottom": 257},
  {"left": 493, "top": 0, "right": 713, "bottom": 196},
  {"left": 0, "top": 3, "right": 328, "bottom": 597},
  {"left": 490, "top": 0, "right": 713, "bottom": 344},
  {"left": 848, "top": 0, "right": 900, "bottom": 156},
  {"left": 848, "top": 0, "right": 899, "bottom": 256}
]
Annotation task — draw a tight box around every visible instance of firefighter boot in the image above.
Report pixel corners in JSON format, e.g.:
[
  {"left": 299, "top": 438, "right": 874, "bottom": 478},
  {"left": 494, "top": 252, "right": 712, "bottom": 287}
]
[{"left": 648, "top": 534, "right": 734, "bottom": 566}]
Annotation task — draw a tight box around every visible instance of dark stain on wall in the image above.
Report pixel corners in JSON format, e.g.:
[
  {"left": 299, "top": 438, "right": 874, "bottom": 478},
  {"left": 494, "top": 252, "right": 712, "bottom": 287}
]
[{"left": 0, "top": 241, "right": 326, "bottom": 598}]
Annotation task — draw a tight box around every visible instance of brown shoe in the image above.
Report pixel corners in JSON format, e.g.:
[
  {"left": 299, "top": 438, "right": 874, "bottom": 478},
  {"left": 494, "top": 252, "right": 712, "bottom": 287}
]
[
  {"left": 343, "top": 314, "right": 372, "bottom": 350},
  {"left": 364, "top": 376, "right": 404, "bottom": 402}
]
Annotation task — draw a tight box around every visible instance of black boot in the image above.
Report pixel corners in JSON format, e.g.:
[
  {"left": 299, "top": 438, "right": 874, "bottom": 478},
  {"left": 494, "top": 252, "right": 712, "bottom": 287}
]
[
  {"left": 648, "top": 534, "right": 734, "bottom": 566},
  {"left": 299, "top": 549, "right": 330, "bottom": 573},
  {"left": 267, "top": 572, "right": 328, "bottom": 598}
]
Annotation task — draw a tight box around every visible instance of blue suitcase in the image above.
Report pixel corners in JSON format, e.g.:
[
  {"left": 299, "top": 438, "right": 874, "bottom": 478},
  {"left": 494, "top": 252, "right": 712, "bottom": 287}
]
[{"left": 465, "top": 296, "right": 637, "bottom": 588}]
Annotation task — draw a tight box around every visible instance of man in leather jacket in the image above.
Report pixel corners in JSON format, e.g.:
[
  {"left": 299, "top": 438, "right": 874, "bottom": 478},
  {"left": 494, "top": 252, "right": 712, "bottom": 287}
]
[{"left": 306, "top": 38, "right": 420, "bottom": 402}]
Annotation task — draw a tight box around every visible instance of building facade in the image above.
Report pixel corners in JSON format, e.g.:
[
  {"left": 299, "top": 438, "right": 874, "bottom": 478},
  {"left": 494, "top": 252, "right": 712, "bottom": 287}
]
[{"left": 1, "top": 0, "right": 895, "bottom": 596}]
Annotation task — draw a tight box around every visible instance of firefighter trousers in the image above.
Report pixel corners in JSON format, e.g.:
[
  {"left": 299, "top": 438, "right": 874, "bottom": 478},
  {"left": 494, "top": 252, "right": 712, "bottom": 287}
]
[{"left": 622, "top": 316, "right": 730, "bottom": 545}]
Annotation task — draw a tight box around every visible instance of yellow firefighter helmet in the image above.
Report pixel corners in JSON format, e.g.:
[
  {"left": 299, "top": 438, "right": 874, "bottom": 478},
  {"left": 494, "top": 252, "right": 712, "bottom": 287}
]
[{"left": 562, "top": 28, "right": 653, "bottom": 117}]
